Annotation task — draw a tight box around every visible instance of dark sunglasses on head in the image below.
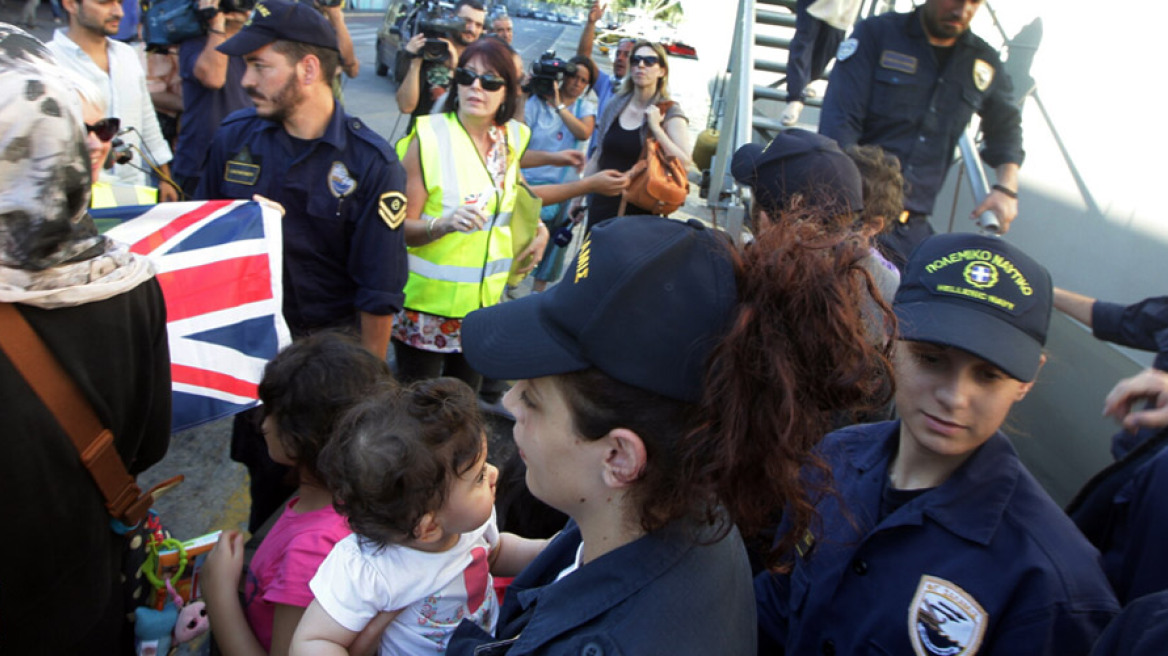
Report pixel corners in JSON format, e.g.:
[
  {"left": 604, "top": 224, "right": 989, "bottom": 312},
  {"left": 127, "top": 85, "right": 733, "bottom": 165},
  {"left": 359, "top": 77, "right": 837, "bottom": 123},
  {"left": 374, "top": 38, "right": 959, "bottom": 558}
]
[
  {"left": 630, "top": 55, "right": 660, "bottom": 68},
  {"left": 454, "top": 68, "right": 506, "bottom": 91},
  {"left": 86, "top": 117, "right": 121, "bottom": 142}
]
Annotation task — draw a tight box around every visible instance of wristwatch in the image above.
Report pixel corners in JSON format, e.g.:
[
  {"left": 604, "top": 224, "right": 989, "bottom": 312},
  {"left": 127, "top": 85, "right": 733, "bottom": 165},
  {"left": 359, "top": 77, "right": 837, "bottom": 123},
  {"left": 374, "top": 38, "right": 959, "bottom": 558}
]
[{"left": 555, "top": 104, "right": 567, "bottom": 112}]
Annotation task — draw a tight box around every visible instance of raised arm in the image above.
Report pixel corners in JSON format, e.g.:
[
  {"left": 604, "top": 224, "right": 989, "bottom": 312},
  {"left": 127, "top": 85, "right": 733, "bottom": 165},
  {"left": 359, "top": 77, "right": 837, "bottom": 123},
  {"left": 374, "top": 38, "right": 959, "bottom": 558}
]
[{"left": 577, "top": 0, "right": 607, "bottom": 58}]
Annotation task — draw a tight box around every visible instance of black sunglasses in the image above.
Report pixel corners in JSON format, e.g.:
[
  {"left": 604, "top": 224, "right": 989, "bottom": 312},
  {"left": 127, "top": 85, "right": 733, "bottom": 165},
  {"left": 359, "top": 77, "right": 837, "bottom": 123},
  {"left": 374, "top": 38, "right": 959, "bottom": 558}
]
[
  {"left": 86, "top": 117, "right": 121, "bottom": 142},
  {"left": 454, "top": 68, "right": 506, "bottom": 91},
  {"left": 630, "top": 54, "right": 660, "bottom": 68}
]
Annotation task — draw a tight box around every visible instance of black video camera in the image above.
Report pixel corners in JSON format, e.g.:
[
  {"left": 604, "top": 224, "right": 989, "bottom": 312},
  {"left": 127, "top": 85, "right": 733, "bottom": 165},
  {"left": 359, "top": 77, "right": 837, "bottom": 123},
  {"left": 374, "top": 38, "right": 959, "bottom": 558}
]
[
  {"left": 402, "top": 0, "right": 466, "bottom": 63},
  {"left": 526, "top": 51, "right": 576, "bottom": 99}
]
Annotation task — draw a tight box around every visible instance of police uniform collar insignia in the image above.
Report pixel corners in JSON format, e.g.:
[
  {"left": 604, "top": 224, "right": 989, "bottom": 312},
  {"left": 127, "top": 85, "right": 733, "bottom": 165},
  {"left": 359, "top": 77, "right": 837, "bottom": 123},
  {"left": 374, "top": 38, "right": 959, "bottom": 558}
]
[
  {"left": 328, "top": 161, "right": 357, "bottom": 198},
  {"left": 378, "top": 191, "right": 407, "bottom": 229},
  {"left": 909, "top": 575, "right": 987, "bottom": 656},
  {"left": 973, "top": 59, "right": 994, "bottom": 92},
  {"left": 837, "top": 38, "right": 858, "bottom": 62}
]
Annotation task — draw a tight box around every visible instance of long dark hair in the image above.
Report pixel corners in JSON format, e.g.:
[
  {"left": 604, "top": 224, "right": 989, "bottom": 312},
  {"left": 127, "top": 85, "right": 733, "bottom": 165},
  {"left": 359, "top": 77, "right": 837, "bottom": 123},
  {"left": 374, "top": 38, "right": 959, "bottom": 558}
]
[
  {"left": 556, "top": 218, "right": 894, "bottom": 571},
  {"left": 442, "top": 37, "right": 520, "bottom": 124}
]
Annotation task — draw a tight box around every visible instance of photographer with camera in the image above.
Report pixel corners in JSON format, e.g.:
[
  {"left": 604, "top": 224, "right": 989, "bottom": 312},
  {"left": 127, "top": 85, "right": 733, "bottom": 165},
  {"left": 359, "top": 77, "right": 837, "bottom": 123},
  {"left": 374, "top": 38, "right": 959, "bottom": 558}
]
[
  {"left": 396, "top": 0, "right": 484, "bottom": 126},
  {"left": 170, "top": 0, "right": 253, "bottom": 199},
  {"left": 521, "top": 53, "right": 598, "bottom": 293}
]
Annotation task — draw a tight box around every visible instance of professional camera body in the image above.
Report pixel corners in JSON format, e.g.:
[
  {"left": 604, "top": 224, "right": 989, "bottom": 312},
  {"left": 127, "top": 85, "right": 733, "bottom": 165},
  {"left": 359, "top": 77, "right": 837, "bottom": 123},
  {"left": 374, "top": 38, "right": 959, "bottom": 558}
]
[
  {"left": 400, "top": 1, "right": 466, "bottom": 63},
  {"left": 526, "top": 51, "right": 576, "bottom": 99}
]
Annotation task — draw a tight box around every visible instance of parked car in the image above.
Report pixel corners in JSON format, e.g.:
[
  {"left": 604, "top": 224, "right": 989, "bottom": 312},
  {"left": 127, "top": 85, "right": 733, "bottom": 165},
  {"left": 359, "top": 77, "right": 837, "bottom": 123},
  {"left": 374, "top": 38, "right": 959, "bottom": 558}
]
[{"left": 375, "top": 0, "right": 411, "bottom": 80}]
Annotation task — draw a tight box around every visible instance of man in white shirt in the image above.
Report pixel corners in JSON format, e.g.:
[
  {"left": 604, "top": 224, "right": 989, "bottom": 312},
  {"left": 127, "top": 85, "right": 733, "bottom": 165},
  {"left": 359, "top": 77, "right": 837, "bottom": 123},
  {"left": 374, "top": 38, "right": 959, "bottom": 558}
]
[{"left": 49, "top": 0, "right": 178, "bottom": 201}]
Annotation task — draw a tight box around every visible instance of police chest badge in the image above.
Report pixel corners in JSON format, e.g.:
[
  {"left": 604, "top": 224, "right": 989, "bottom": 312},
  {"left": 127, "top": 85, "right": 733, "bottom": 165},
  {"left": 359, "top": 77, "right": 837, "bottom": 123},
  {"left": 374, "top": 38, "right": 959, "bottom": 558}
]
[
  {"left": 973, "top": 59, "right": 995, "bottom": 92},
  {"left": 837, "top": 38, "right": 858, "bottom": 62},
  {"left": 224, "top": 146, "right": 260, "bottom": 185},
  {"left": 909, "top": 575, "right": 987, "bottom": 656},
  {"left": 379, "top": 191, "right": 407, "bottom": 229},
  {"left": 328, "top": 161, "right": 357, "bottom": 199}
]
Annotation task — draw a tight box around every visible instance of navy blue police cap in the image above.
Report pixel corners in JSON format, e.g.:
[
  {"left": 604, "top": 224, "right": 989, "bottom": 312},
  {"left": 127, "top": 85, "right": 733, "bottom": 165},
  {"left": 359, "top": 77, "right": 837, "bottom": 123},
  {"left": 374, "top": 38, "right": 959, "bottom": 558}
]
[
  {"left": 894, "top": 233, "right": 1053, "bottom": 382},
  {"left": 731, "top": 129, "right": 863, "bottom": 214},
  {"left": 218, "top": 0, "right": 338, "bottom": 56},
  {"left": 462, "top": 216, "right": 737, "bottom": 403}
]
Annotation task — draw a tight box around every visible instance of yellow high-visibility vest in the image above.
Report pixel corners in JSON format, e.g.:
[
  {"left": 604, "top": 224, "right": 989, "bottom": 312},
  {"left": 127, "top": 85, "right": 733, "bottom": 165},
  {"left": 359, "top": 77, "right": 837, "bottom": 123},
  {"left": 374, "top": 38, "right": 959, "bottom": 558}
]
[
  {"left": 399, "top": 113, "right": 530, "bottom": 318},
  {"left": 90, "top": 181, "right": 158, "bottom": 208}
]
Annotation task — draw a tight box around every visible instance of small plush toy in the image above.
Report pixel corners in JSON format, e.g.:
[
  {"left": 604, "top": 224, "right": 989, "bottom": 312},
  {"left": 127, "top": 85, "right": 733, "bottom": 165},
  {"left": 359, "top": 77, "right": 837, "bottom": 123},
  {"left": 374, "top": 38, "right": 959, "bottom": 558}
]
[{"left": 134, "top": 580, "right": 210, "bottom": 655}]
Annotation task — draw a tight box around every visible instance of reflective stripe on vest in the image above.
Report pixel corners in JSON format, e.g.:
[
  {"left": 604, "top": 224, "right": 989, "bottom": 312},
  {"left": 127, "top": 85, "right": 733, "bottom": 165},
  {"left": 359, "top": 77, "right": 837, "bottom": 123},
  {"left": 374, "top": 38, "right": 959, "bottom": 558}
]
[
  {"left": 90, "top": 181, "right": 158, "bottom": 208},
  {"left": 402, "top": 113, "right": 531, "bottom": 318}
]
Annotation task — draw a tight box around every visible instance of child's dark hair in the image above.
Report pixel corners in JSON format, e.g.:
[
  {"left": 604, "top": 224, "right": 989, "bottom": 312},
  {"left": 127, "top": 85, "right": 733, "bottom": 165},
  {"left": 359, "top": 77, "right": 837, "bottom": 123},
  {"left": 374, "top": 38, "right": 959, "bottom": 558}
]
[
  {"left": 845, "top": 143, "right": 904, "bottom": 236},
  {"left": 554, "top": 218, "right": 894, "bottom": 571},
  {"left": 257, "top": 332, "right": 392, "bottom": 483},
  {"left": 318, "top": 378, "right": 485, "bottom": 548}
]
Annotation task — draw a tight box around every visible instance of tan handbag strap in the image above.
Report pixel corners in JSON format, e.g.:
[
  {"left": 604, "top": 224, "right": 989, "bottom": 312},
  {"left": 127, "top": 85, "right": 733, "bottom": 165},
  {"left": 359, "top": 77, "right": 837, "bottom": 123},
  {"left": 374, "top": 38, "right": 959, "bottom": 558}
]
[{"left": 0, "top": 303, "right": 176, "bottom": 529}]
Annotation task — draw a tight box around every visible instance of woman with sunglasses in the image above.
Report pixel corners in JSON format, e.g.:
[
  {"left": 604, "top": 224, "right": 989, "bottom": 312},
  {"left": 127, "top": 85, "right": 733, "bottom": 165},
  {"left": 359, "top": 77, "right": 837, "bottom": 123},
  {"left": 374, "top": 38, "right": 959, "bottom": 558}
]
[
  {"left": 61, "top": 72, "right": 159, "bottom": 208},
  {"left": 522, "top": 54, "right": 599, "bottom": 293},
  {"left": 584, "top": 40, "right": 693, "bottom": 231},
  {"left": 394, "top": 38, "right": 627, "bottom": 391}
]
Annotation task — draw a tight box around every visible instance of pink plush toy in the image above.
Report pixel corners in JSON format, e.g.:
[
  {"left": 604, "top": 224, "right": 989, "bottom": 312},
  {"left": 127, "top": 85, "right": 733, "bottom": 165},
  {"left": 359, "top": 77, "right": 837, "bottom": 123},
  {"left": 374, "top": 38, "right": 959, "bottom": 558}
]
[
  {"left": 174, "top": 600, "right": 209, "bottom": 643},
  {"left": 134, "top": 580, "right": 209, "bottom": 655}
]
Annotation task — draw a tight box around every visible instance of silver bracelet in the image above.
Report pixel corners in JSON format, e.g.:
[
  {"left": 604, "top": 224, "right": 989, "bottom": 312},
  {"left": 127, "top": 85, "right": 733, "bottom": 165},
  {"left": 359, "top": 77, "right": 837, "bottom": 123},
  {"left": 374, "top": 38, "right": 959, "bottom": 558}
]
[{"left": 425, "top": 216, "right": 437, "bottom": 239}]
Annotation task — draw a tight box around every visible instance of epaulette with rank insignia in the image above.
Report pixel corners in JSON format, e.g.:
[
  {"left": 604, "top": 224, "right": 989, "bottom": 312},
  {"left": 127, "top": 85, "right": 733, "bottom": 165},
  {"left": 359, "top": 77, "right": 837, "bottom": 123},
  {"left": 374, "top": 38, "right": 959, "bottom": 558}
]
[{"left": 346, "top": 117, "right": 397, "bottom": 163}]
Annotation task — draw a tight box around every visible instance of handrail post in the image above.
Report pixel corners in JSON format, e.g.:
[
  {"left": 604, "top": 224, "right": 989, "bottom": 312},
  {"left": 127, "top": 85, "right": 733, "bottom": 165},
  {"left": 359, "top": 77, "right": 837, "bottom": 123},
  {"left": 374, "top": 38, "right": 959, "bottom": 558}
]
[{"left": 708, "top": 0, "right": 754, "bottom": 244}]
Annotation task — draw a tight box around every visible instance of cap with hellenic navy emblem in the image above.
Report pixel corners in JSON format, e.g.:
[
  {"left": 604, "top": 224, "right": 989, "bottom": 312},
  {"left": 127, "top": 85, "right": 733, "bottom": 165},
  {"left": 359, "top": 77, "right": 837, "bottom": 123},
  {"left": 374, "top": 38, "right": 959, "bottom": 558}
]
[{"left": 893, "top": 232, "right": 1052, "bottom": 382}]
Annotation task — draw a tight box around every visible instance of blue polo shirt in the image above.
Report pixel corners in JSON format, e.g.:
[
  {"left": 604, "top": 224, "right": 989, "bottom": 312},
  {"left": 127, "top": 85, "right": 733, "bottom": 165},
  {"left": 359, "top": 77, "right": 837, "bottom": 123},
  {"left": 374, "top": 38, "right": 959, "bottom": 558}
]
[
  {"left": 172, "top": 35, "right": 252, "bottom": 182},
  {"left": 196, "top": 106, "right": 408, "bottom": 333},
  {"left": 756, "top": 422, "right": 1117, "bottom": 655}
]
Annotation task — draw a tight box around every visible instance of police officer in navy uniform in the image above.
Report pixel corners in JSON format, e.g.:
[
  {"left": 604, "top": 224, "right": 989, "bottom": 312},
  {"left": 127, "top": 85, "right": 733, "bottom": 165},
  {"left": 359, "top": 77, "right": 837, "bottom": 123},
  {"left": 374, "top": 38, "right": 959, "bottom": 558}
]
[
  {"left": 820, "top": 0, "right": 1024, "bottom": 270},
  {"left": 196, "top": 0, "right": 409, "bottom": 531},
  {"left": 755, "top": 233, "right": 1118, "bottom": 655}
]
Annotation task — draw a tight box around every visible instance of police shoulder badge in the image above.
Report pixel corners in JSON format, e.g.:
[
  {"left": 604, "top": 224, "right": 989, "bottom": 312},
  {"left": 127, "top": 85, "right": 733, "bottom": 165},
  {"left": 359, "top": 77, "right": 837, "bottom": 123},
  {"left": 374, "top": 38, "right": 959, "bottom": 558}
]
[
  {"left": 837, "top": 38, "right": 858, "bottom": 62},
  {"left": 328, "top": 161, "right": 357, "bottom": 199},
  {"left": 908, "top": 575, "right": 987, "bottom": 656},
  {"left": 972, "top": 59, "right": 995, "bottom": 92},
  {"left": 379, "top": 191, "right": 407, "bottom": 229}
]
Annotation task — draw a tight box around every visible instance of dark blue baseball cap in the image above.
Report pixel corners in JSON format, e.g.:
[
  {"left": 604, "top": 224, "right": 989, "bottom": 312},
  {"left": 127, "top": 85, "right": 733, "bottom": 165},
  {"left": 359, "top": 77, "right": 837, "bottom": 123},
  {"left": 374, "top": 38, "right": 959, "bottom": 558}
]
[
  {"left": 731, "top": 129, "right": 863, "bottom": 214},
  {"left": 218, "top": 0, "right": 338, "bottom": 56},
  {"left": 894, "top": 233, "right": 1053, "bottom": 382},
  {"left": 462, "top": 216, "right": 737, "bottom": 403}
]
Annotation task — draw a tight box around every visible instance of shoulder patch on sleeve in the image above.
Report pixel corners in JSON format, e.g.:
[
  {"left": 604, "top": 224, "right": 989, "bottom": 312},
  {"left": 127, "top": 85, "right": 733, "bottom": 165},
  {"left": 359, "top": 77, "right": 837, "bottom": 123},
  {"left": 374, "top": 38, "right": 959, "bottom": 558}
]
[
  {"left": 837, "top": 38, "right": 858, "bottom": 62},
  {"left": 378, "top": 191, "right": 407, "bottom": 230},
  {"left": 909, "top": 575, "right": 987, "bottom": 656}
]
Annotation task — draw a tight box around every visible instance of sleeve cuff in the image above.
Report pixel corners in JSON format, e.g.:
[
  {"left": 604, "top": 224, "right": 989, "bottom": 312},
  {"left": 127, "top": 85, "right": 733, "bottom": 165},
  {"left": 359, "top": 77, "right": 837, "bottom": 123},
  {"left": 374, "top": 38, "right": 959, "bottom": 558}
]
[{"left": 1091, "top": 300, "right": 1125, "bottom": 344}]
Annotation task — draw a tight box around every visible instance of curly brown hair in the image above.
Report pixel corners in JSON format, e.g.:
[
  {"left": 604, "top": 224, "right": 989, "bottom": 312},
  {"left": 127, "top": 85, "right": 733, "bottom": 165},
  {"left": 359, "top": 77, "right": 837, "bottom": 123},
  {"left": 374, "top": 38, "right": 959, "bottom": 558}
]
[
  {"left": 318, "top": 378, "right": 485, "bottom": 549},
  {"left": 552, "top": 217, "right": 894, "bottom": 571},
  {"left": 845, "top": 144, "right": 904, "bottom": 236}
]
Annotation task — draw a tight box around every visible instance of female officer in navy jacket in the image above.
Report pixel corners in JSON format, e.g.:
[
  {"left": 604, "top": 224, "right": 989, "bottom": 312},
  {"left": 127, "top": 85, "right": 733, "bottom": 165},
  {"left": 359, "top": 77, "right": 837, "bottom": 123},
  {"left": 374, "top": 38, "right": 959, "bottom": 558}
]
[
  {"left": 448, "top": 214, "right": 891, "bottom": 655},
  {"left": 756, "top": 233, "right": 1119, "bottom": 655}
]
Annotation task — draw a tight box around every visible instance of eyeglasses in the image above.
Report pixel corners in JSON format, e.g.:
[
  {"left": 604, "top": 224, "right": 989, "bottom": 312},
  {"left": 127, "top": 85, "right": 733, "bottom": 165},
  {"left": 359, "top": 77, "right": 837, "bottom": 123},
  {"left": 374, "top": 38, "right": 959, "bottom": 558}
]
[
  {"left": 454, "top": 68, "right": 506, "bottom": 91},
  {"left": 86, "top": 117, "right": 120, "bottom": 142},
  {"left": 629, "top": 55, "right": 660, "bottom": 68}
]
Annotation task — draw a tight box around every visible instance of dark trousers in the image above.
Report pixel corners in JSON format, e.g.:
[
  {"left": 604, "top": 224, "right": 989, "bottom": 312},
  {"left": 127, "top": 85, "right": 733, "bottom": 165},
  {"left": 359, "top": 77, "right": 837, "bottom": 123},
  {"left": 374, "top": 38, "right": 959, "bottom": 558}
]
[
  {"left": 786, "top": 0, "right": 846, "bottom": 101},
  {"left": 876, "top": 212, "right": 935, "bottom": 273},
  {"left": 392, "top": 340, "right": 483, "bottom": 391}
]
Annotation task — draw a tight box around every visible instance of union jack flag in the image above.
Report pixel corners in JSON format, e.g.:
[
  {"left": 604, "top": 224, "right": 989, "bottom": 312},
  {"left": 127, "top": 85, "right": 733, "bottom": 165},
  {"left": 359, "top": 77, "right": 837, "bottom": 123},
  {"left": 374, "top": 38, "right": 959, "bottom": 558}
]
[{"left": 91, "top": 201, "right": 291, "bottom": 433}]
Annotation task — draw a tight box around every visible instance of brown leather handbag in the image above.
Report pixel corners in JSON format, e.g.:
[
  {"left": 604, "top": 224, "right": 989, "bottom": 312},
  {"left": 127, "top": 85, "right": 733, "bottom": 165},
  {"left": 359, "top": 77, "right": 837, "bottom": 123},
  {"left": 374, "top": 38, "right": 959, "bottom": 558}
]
[{"left": 618, "top": 102, "right": 690, "bottom": 217}]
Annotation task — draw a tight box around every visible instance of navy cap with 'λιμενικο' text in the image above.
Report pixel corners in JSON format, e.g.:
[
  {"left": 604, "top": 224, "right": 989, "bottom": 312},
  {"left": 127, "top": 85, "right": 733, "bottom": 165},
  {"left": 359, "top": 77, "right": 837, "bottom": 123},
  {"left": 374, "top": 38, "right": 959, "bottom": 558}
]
[
  {"left": 462, "top": 215, "right": 737, "bottom": 403},
  {"left": 218, "top": 0, "right": 338, "bottom": 56},
  {"left": 894, "top": 232, "right": 1052, "bottom": 382}
]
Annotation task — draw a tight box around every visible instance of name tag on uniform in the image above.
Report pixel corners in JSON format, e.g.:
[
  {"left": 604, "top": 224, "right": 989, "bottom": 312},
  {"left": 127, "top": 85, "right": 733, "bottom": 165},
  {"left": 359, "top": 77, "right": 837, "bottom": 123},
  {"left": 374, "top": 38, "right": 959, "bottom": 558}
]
[
  {"left": 880, "top": 50, "right": 918, "bottom": 75},
  {"left": 224, "top": 160, "right": 260, "bottom": 185}
]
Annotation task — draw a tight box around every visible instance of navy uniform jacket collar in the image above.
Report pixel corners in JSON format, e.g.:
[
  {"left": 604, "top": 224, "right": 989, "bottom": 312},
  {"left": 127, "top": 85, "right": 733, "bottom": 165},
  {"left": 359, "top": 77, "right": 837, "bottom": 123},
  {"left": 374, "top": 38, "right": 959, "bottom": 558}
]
[
  {"left": 839, "top": 421, "right": 1021, "bottom": 546},
  {"left": 506, "top": 520, "right": 697, "bottom": 652},
  {"left": 251, "top": 99, "right": 348, "bottom": 152}
]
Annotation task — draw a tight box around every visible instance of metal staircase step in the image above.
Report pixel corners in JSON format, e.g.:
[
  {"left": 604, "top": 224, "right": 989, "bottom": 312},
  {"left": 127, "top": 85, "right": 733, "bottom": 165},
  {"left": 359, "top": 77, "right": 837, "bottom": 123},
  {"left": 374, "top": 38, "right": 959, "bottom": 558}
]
[
  {"left": 752, "top": 116, "right": 786, "bottom": 134},
  {"left": 755, "top": 8, "right": 797, "bottom": 28},
  {"left": 755, "top": 34, "right": 792, "bottom": 50},
  {"left": 754, "top": 58, "right": 788, "bottom": 75},
  {"left": 756, "top": 0, "right": 797, "bottom": 9},
  {"left": 752, "top": 85, "right": 824, "bottom": 107}
]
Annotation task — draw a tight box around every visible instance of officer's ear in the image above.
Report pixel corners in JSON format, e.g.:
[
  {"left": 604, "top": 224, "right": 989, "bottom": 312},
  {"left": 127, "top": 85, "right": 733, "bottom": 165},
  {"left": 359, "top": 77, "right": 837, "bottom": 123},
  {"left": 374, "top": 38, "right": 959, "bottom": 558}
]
[{"left": 298, "top": 53, "right": 322, "bottom": 86}]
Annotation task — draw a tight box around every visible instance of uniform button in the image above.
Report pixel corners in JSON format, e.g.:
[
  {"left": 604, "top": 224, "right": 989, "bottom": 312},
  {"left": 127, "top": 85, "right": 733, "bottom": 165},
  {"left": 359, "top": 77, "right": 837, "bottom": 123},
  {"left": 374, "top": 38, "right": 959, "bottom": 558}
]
[
  {"left": 580, "top": 642, "right": 604, "bottom": 656},
  {"left": 919, "top": 135, "right": 927, "bottom": 142},
  {"left": 822, "top": 638, "right": 836, "bottom": 655},
  {"left": 851, "top": 558, "right": 868, "bottom": 575}
]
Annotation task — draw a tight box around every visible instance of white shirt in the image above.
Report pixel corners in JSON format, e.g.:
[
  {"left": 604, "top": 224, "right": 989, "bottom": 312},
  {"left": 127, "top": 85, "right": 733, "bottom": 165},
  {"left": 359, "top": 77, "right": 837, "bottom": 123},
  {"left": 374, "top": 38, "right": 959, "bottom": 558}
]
[
  {"left": 48, "top": 29, "right": 173, "bottom": 188},
  {"left": 310, "top": 513, "right": 499, "bottom": 655}
]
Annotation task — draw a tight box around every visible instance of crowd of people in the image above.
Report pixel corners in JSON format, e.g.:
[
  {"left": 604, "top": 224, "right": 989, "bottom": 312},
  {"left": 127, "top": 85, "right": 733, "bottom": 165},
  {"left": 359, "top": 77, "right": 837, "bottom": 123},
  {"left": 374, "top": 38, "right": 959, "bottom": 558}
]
[{"left": 3, "top": 0, "right": 1168, "bottom": 654}]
